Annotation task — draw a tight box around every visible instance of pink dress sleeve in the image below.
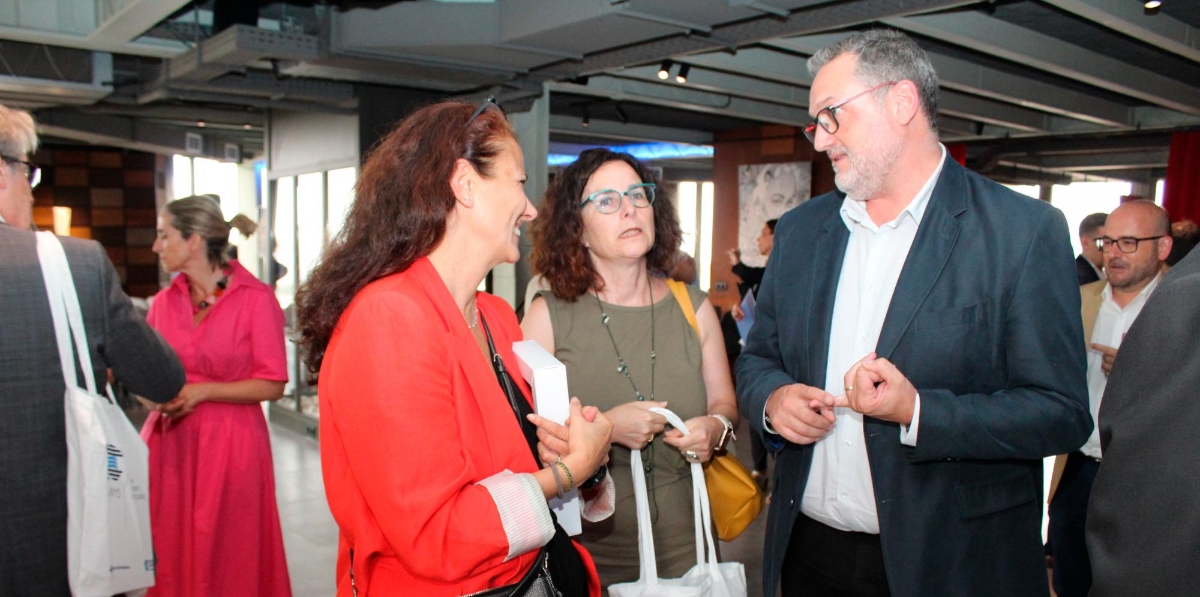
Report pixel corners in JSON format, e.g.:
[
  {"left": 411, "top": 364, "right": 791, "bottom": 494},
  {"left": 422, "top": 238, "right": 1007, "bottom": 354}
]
[{"left": 248, "top": 291, "right": 288, "bottom": 382}]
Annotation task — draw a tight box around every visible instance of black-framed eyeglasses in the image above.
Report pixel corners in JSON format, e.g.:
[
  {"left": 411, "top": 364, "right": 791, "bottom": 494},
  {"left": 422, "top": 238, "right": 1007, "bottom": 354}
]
[
  {"left": 1, "top": 154, "right": 40, "bottom": 188},
  {"left": 802, "top": 81, "right": 897, "bottom": 143},
  {"left": 580, "top": 183, "right": 656, "bottom": 215},
  {"left": 1096, "top": 235, "right": 1164, "bottom": 253},
  {"left": 466, "top": 95, "right": 501, "bottom": 127}
]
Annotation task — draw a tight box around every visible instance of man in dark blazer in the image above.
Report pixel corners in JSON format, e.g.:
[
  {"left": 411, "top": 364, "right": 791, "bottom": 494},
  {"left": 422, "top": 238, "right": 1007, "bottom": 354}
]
[
  {"left": 1075, "top": 212, "right": 1107, "bottom": 285},
  {"left": 736, "top": 31, "right": 1091, "bottom": 597},
  {"left": 1086, "top": 247, "right": 1200, "bottom": 596},
  {"left": 0, "top": 104, "right": 185, "bottom": 596}
]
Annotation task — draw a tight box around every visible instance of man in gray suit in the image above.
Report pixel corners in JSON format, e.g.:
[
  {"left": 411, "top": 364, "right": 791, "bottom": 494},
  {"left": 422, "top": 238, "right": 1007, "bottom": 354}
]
[
  {"left": 1086, "top": 246, "right": 1200, "bottom": 596},
  {"left": 0, "top": 104, "right": 186, "bottom": 595}
]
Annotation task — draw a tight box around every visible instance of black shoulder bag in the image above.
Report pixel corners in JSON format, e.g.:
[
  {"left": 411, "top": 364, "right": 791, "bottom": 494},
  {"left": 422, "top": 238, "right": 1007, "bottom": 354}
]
[{"left": 477, "top": 316, "right": 590, "bottom": 597}]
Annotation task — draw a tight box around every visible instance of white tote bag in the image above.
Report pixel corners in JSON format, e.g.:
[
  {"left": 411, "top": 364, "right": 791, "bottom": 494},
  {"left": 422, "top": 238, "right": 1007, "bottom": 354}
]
[
  {"left": 608, "top": 408, "right": 747, "bottom": 597},
  {"left": 37, "top": 232, "right": 156, "bottom": 597}
]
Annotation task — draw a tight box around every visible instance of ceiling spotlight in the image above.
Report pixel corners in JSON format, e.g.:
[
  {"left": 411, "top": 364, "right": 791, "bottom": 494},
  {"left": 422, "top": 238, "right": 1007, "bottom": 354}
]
[
  {"left": 675, "top": 64, "right": 691, "bottom": 84},
  {"left": 1144, "top": 0, "right": 1160, "bottom": 15},
  {"left": 582, "top": 107, "right": 590, "bottom": 127},
  {"left": 243, "top": 123, "right": 253, "bottom": 130},
  {"left": 657, "top": 60, "right": 673, "bottom": 80},
  {"left": 615, "top": 103, "right": 629, "bottom": 124},
  {"left": 197, "top": 120, "right": 206, "bottom": 128}
]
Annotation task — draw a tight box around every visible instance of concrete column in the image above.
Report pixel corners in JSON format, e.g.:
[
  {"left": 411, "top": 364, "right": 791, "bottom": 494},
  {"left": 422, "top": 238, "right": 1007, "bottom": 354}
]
[
  {"left": 1130, "top": 180, "right": 1154, "bottom": 201},
  {"left": 503, "top": 84, "right": 550, "bottom": 313},
  {"left": 1039, "top": 183, "right": 1053, "bottom": 203}
]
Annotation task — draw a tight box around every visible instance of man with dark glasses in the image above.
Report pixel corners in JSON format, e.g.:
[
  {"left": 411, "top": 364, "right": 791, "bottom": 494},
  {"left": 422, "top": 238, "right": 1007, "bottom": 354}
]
[{"left": 737, "top": 29, "right": 1090, "bottom": 597}]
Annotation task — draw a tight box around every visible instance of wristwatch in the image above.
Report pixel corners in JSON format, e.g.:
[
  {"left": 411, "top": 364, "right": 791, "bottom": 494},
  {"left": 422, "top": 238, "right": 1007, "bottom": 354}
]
[
  {"left": 709, "top": 414, "right": 735, "bottom": 452},
  {"left": 579, "top": 464, "right": 607, "bottom": 490}
]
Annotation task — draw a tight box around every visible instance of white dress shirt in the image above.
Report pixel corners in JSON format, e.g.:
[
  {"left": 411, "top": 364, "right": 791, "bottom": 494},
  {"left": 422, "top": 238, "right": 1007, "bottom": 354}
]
[
  {"left": 799, "top": 147, "right": 946, "bottom": 534},
  {"left": 1081, "top": 273, "right": 1161, "bottom": 458}
]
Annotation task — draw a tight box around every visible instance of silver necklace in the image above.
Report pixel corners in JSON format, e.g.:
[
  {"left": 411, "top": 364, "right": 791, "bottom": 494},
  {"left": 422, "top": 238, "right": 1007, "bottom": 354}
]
[{"left": 595, "top": 277, "right": 659, "bottom": 522}]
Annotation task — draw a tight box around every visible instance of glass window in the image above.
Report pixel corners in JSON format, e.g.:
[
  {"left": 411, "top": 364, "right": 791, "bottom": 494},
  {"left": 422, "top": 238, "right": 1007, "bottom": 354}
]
[
  {"left": 327, "top": 167, "right": 357, "bottom": 239},
  {"left": 699, "top": 181, "right": 714, "bottom": 291},
  {"left": 677, "top": 182, "right": 698, "bottom": 258},
  {"left": 1051, "top": 181, "right": 1130, "bottom": 257},
  {"left": 172, "top": 155, "right": 193, "bottom": 199},
  {"left": 274, "top": 177, "right": 296, "bottom": 310},
  {"left": 296, "top": 172, "right": 326, "bottom": 284}
]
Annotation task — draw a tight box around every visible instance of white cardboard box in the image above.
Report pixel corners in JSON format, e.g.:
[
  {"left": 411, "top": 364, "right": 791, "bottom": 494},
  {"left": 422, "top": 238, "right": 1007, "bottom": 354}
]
[{"left": 511, "top": 340, "right": 582, "bottom": 536}]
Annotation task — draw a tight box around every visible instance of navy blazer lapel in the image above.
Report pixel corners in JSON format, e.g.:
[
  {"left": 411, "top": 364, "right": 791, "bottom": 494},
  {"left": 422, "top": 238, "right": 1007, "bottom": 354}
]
[
  {"left": 876, "top": 161, "right": 966, "bottom": 359},
  {"left": 807, "top": 206, "right": 851, "bottom": 385}
]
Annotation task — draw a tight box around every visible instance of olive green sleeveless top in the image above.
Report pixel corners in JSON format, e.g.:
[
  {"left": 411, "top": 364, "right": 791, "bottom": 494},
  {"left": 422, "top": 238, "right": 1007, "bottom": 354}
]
[{"left": 537, "top": 281, "right": 710, "bottom": 587}]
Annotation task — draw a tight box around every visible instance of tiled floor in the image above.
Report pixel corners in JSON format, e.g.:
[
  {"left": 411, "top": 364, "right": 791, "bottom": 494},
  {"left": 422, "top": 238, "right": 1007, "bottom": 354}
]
[{"left": 268, "top": 417, "right": 773, "bottom": 597}]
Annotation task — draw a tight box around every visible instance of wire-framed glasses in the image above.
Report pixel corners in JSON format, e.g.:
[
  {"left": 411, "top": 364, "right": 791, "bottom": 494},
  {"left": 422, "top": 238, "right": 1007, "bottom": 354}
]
[
  {"left": 802, "top": 81, "right": 897, "bottom": 143},
  {"left": 1, "top": 155, "right": 40, "bottom": 188},
  {"left": 580, "top": 183, "right": 656, "bottom": 214},
  {"left": 1095, "top": 235, "right": 1164, "bottom": 253}
]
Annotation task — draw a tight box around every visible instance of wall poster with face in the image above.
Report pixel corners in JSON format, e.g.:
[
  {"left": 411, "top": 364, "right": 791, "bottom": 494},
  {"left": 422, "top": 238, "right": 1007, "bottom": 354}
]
[{"left": 738, "top": 161, "right": 811, "bottom": 267}]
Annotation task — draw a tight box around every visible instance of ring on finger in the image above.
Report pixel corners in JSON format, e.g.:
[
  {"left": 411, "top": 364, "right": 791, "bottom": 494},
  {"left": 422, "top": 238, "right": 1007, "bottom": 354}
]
[
  {"left": 685, "top": 450, "right": 699, "bottom": 462},
  {"left": 845, "top": 385, "right": 854, "bottom": 393}
]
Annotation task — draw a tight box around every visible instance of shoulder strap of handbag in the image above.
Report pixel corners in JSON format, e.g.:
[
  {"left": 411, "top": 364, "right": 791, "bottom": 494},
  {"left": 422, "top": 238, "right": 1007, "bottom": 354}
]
[
  {"left": 36, "top": 231, "right": 99, "bottom": 395},
  {"left": 480, "top": 315, "right": 542, "bottom": 466},
  {"left": 665, "top": 278, "right": 699, "bottom": 335}
]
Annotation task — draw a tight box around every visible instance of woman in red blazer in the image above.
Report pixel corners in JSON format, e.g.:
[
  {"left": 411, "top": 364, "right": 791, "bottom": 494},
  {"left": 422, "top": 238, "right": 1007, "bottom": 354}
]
[{"left": 295, "top": 99, "right": 614, "bottom": 596}]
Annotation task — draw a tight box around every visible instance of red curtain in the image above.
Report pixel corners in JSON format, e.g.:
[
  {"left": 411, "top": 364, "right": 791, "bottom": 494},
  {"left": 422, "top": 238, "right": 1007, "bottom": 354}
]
[
  {"left": 1163, "top": 131, "right": 1200, "bottom": 223},
  {"left": 946, "top": 143, "right": 967, "bottom": 166}
]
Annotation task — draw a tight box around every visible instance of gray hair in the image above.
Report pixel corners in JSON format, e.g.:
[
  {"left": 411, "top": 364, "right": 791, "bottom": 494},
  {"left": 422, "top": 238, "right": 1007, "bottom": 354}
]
[
  {"left": 807, "top": 29, "right": 940, "bottom": 132},
  {"left": 1079, "top": 212, "right": 1108, "bottom": 237},
  {"left": 0, "top": 104, "right": 39, "bottom": 158}
]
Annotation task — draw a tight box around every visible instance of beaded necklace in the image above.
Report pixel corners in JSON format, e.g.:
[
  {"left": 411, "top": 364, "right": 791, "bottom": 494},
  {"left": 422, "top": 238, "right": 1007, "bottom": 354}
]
[
  {"left": 191, "top": 267, "right": 231, "bottom": 314},
  {"left": 594, "top": 275, "right": 659, "bottom": 522}
]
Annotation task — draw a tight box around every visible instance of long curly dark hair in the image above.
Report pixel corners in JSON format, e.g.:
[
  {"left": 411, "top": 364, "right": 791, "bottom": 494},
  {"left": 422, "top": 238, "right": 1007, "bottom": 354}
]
[
  {"left": 294, "top": 100, "right": 512, "bottom": 380},
  {"left": 530, "top": 148, "right": 682, "bottom": 302}
]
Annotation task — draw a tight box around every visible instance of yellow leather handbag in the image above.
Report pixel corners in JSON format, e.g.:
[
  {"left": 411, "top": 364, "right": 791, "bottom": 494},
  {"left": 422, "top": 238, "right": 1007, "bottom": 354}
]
[{"left": 665, "top": 279, "right": 764, "bottom": 541}]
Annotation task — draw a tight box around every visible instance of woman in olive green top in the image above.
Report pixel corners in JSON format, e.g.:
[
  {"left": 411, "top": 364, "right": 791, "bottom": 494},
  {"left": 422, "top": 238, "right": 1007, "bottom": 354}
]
[{"left": 523, "top": 148, "right": 739, "bottom": 589}]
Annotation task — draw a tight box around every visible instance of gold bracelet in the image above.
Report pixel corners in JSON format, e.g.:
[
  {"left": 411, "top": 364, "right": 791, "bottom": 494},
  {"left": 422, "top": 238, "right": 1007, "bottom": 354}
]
[{"left": 554, "top": 461, "right": 574, "bottom": 492}]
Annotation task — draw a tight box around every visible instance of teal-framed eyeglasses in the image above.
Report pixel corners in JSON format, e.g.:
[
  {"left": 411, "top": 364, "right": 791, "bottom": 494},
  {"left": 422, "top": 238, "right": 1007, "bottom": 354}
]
[{"left": 580, "top": 183, "right": 656, "bottom": 215}]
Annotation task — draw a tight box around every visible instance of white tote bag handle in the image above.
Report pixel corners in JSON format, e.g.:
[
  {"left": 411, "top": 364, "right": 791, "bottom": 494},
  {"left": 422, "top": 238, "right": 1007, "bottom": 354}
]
[
  {"left": 36, "top": 231, "right": 99, "bottom": 394},
  {"left": 650, "top": 408, "right": 720, "bottom": 569}
]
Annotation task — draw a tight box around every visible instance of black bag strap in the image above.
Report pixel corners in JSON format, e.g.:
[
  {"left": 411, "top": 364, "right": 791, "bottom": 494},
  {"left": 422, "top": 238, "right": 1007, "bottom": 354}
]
[{"left": 480, "top": 316, "right": 541, "bottom": 466}]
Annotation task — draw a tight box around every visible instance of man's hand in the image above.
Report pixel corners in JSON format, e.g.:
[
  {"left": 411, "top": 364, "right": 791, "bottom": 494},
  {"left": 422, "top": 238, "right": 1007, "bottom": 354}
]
[
  {"left": 732, "top": 303, "right": 746, "bottom": 321},
  {"left": 763, "top": 383, "right": 837, "bottom": 445},
  {"left": 1090, "top": 343, "right": 1118, "bottom": 377},
  {"left": 837, "top": 353, "right": 917, "bottom": 425}
]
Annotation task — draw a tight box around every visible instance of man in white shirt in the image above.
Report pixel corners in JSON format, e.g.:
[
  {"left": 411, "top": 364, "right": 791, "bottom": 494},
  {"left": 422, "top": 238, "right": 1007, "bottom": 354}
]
[
  {"left": 1046, "top": 200, "right": 1171, "bottom": 597},
  {"left": 736, "top": 30, "right": 1091, "bottom": 597}
]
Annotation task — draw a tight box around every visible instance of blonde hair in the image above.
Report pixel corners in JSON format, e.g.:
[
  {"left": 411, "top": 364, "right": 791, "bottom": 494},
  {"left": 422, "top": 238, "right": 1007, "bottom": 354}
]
[
  {"left": 165, "top": 195, "right": 257, "bottom": 267},
  {"left": 0, "top": 104, "right": 38, "bottom": 158}
]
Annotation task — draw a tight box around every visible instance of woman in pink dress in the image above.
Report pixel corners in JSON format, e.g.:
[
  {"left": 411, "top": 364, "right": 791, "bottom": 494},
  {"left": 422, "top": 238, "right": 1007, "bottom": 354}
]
[{"left": 141, "top": 195, "right": 292, "bottom": 597}]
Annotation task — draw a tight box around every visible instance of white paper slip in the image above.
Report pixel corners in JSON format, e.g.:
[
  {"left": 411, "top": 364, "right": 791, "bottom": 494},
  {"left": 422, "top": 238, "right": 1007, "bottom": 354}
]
[{"left": 511, "top": 340, "right": 582, "bottom": 536}]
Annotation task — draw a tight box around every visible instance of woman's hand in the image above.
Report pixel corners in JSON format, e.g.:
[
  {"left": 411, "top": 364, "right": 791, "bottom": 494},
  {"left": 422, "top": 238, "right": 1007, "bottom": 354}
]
[
  {"left": 160, "top": 383, "right": 211, "bottom": 420},
  {"left": 605, "top": 401, "right": 669, "bottom": 450},
  {"left": 528, "top": 402, "right": 603, "bottom": 466},
  {"left": 529, "top": 398, "right": 613, "bottom": 481},
  {"left": 663, "top": 415, "right": 726, "bottom": 463}
]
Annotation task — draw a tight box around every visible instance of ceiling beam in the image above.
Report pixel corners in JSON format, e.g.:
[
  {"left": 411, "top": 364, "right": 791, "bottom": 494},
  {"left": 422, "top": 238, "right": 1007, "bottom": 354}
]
[
  {"left": 766, "top": 35, "right": 1135, "bottom": 128},
  {"left": 883, "top": 11, "right": 1200, "bottom": 116},
  {"left": 548, "top": 77, "right": 809, "bottom": 126},
  {"left": 1006, "top": 150, "right": 1170, "bottom": 172},
  {"left": 1042, "top": 0, "right": 1200, "bottom": 63},
  {"left": 534, "top": 0, "right": 979, "bottom": 78},
  {"left": 549, "top": 114, "right": 713, "bottom": 145},
  {"left": 88, "top": 0, "right": 194, "bottom": 47},
  {"left": 606, "top": 66, "right": 1060, "bottom": 132}
]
